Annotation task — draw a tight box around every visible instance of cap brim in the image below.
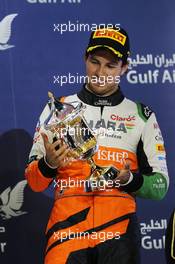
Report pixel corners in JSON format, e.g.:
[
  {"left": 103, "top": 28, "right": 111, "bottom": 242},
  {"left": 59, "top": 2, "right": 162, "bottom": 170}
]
[{"left": 86, "top": 45, "right": 123, "bottom": 58}]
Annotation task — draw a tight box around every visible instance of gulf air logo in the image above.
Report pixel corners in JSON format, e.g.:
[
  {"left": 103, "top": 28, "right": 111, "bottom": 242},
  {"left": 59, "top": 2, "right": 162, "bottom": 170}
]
[
  {"left": 0, "top": 180, "right": 27, "bottom": 220},
  {"left": 93, "top": 29, "right": 126, "bottom": 46},
  {"left": 0, "top": 14, "right": 18, "bottom": 51}
]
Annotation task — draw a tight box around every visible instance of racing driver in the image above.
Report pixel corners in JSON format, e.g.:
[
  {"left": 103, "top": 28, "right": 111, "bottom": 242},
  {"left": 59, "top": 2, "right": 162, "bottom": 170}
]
[{"left": 25, "top": 26, "right": 169, "bottom": 264}]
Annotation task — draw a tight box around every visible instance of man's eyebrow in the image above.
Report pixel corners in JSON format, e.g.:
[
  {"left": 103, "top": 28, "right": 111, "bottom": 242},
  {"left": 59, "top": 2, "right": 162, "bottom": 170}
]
[
  {"left": 89, "top": 54, "right": 98, "bottom": 59},
  {"left": 106, "top": 59, "right": 120, "bottom": 65},
  {"left": 89, "top": 54, "right": 119, "bottom": 64},
  {"left": 108, "top": 60, "right": 119, "bottom": 64}
]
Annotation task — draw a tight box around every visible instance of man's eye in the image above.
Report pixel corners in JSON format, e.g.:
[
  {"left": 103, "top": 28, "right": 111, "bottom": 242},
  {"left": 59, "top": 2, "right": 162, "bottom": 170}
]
[
  {"left": 90, "top": 59, "right": 98, "bottom": 64},
  {"left": 107, "top": 65, "right": 117, "bottom": 68}
]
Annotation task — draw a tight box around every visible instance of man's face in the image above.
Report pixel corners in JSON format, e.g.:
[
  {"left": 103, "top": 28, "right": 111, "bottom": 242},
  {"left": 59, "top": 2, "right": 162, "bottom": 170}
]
[{"left": 85, "top": 49, "right": 128, "bottom": 96}]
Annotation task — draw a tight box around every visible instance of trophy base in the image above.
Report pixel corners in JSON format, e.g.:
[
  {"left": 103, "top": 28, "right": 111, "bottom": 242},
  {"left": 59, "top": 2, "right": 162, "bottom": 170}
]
[{"left": 85, "top": 165, "right": 120, "bottom": 192}]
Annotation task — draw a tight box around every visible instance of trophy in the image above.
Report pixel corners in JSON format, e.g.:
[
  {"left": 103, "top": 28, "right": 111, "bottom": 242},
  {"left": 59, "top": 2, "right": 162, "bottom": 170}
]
[
  {"left": 43, "top": 92, "right": 97, "bottom": 160},
  {"left": 41, "top": 92, "right": 120, "bottom": 192}
]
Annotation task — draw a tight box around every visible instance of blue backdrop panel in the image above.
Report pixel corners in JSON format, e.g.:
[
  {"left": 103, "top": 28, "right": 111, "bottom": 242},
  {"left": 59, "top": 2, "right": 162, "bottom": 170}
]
[{"left": 0, "top": 0, "right": 175, "bottom": 263}]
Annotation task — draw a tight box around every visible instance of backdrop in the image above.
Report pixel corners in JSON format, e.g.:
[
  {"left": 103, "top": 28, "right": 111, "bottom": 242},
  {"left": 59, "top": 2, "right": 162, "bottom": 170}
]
[{"left": 0, "top": 0, "right": 175, "bottom": 263}]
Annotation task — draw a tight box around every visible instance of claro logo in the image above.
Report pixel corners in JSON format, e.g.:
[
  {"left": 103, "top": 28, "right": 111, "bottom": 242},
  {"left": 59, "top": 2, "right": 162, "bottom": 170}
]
[
  {"left": 26, "top": 0, "right": 81, "bottom": 3},
  {"left": 111, "top": 115, "right": 135, "bottom": 122}
]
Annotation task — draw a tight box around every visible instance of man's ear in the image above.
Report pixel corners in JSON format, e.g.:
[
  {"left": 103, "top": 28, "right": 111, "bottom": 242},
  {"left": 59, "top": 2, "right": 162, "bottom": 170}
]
[
  {"left": 84, "top": 54, "right": 87, "bottom": 62},
  {"left": 84, "top": 53, "right": 88, "bottom": 62},
  {"left": 121, "top": 63, "right": 129, "bottom": 75}
]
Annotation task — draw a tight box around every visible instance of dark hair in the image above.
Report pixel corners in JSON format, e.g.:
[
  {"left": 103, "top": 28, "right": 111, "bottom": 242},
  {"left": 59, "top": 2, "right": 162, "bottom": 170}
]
[{"left": 85, "top": 48, "right": 128, "bottom": 66}]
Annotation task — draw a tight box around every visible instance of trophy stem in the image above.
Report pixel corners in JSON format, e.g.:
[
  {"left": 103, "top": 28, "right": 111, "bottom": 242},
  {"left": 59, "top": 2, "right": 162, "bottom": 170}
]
[{"left": 87, "top": 157, "right": 96, "bottom": 171}]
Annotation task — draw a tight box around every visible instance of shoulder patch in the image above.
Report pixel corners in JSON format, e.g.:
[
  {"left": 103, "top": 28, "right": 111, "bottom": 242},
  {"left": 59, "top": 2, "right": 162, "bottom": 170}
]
[
  {"left": 48, "top": 96, "right": 65, "bottom": 110},
  {"left": 137, "top": 103, "right": 153, "bottom": 122}
]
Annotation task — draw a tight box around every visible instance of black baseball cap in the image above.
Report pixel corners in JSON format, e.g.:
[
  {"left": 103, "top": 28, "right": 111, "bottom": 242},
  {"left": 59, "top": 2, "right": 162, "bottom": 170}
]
[{"left": 86, "top": 25, "right": 130, "bottom": 62}]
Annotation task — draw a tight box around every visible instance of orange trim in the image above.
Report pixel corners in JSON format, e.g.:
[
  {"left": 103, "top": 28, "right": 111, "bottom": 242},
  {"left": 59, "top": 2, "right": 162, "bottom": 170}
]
[
  {"left": 45, "top": 195, "right": 135, "bottom": 263},
  {"left": 25, "top": 160, "right": 52, "bottom": 192}
]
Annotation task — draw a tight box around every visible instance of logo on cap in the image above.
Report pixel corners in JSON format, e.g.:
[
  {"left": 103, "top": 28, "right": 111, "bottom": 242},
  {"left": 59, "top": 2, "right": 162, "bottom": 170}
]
[{"left": 93, "top": 29, "right": 127, "bottom": 46}]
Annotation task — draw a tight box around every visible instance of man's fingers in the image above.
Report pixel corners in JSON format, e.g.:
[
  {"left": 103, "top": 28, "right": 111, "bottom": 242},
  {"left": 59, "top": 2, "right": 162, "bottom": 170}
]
[
  {"left": 56, "top": 148, "right": 70, "bottom": 162},
  {"left": 122, "top": 160, "right": 130, "bottom": 171},
  {"left": 52, "top": 138, "right": 62, "bottom": 149},
  {"left": 55, "top": 144, "right": 68, "bottom": 157},
  {"left": 118, "top": 163, "right": 130, "bottom": 178},
  {"left": 124, "top": 163, "right": 130, "bottom": 171},
  {"left": 41, "top": 133, "right": 49, "bottom": 149},
  {"left": 54, "top": 149, "right": 71, "bottom": 168}
]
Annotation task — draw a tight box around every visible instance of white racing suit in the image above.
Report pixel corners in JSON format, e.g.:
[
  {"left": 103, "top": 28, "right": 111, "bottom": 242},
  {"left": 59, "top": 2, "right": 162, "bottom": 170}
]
[{"left": 25, "top": 86, "right": 169, "bottom": 264}]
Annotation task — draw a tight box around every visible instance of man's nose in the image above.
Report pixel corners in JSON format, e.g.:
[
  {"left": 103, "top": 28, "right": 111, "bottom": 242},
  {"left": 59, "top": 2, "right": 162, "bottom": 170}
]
[{"left": 95, "top": 66, "right": 106, "bottom": 77}]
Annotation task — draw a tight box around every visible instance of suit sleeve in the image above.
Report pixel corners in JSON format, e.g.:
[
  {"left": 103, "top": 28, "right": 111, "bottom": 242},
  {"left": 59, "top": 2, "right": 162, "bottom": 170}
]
[
  {"left": 135, "top": 110, "right": 169, "bottom": 200},
  {"left": 25, "top": 104, "right": 57, "bottom": 192}
]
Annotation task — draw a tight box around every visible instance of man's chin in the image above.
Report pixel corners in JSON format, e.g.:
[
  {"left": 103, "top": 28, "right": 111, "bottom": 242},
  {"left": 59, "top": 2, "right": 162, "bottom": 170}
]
[
  {"left": 87, "top": 83, "right": 117, "bottom": 96},
  {"left": 88, "top": 84, "right": 107, "bottom": 94}
]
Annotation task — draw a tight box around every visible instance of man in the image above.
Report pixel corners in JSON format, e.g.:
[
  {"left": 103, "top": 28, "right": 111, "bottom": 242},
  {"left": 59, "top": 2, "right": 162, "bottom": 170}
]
[
  {"left": 165, "top": 209, "right": 175, "bottom": 263},
  {"left": 25, "top": 26, "right": 169, "bottom": 264}
]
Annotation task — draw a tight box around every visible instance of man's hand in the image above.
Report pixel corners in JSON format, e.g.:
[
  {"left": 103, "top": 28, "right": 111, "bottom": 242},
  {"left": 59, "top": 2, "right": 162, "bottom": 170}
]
[
  {"left": 41, "top": 133, "right": 70, "bottom": 168},
  {"left": 117, "top": 163, "right": 131, "bottom": 185}
]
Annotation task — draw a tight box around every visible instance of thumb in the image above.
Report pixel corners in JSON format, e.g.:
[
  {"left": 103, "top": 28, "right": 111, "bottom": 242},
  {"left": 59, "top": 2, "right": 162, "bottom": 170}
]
[{"left": 123, "top": 162, "right": 130, "bottom": 171}]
